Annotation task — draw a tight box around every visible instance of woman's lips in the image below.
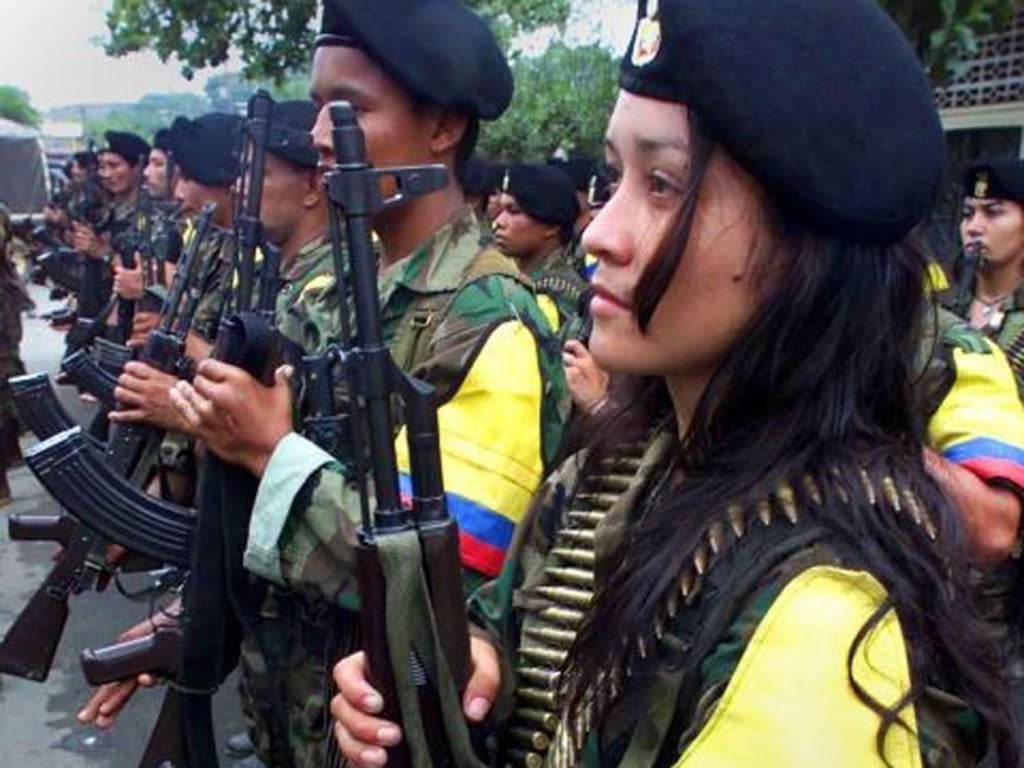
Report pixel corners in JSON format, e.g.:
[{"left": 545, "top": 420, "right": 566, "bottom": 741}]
[{"left": 590, "top": 283, "right": 631, "bottom": 317}]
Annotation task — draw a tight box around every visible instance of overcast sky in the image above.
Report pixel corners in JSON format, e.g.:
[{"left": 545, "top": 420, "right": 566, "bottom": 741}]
[{"left": 1, "top": 0, "right": 635, "bottom": 112}]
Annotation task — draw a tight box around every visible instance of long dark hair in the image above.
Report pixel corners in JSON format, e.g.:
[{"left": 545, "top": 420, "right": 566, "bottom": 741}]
[{"left": 560, "top": 113, "right": 1017, "bottom": 765}]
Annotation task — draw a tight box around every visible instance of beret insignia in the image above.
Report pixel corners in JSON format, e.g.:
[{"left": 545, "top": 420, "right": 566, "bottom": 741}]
[
  {"left": 632, "top": 0, "right": 662, "bottom": 67},
  {"left": 974, "top": 170, "right": 990, "bottom": 199}
]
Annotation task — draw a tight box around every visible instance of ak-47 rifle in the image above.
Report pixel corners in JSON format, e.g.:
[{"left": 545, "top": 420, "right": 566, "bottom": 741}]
[
  {"left": 104, "top": 201, "right": 218, "bottom": 484},
  {"left": 320, "top": 101, "right": 476, "bottom": 768},
  {"left": 82, "top": 624, "right": 186, "bottom": 768},
  {"left": 953, "top": 242, "right": 983, "bottom": 318},
  {"left": 177, "top": 89, "right": 289, "bottom": 768},
  {"left": 140, "top": 203, "right": 184, "bottom": 313}
]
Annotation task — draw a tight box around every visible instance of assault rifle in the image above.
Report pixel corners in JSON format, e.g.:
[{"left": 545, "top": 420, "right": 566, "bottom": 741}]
[
  {"left": 177, "top": 89, "right": 286, "bottom": 768},
  {"left": 104, "top": 201, "right": 218, "bottom": 484},
  {"left": 82, "top": 625, "right": 185, "bottom": 768},
  {"left": 953, "top": 243, "right": 983, "bottom": 318},
  {"left": 321, "top": 101, "right": 474, "bottom": 768}
]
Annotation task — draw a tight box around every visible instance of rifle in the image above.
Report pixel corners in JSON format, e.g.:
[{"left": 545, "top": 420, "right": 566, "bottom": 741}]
[
  {"left": 60, "top": 348, "right": 119, "bottom": 409},
  {"left": 82, "top": 625, "right": 186, "bottom": 768},
  {"left": 36, "top": 248, "right": 83, "bottom": 295},
  {"left": 953, "top": 245, "right": 982, "bottom": 318},
  {"left": 104, "top": 201, "right": 217, "bottom": 484},
  {"left": 321, "top": 101, "right": 474, "bottom": 768},
  {"left": 23, "top": 427, "right": 196, "bottom": 568},
  {"left": 177, "top": 89, "right": 287, "bottom": 768},
  {"left": 10, "top": 372, "right": 78, "bottom": 439}
]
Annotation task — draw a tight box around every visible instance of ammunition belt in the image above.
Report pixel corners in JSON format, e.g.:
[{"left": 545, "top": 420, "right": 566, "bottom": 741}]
[{"left": 504, "top": 444, "right": 648, "bottom": 768}]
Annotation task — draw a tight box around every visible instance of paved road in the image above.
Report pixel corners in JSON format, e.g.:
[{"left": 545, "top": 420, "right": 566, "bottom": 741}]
[{"left": 0, "top": 285, "right": 246, "bottom": 767}]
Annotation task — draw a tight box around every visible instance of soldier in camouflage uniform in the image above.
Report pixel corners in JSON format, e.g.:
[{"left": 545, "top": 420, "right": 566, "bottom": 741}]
[
  {"left": 494, "top": 163, "right": 586, "bottom": 335},
  {"left": 331, "top": 1, "right": 1020, "bottom": 766},
  {"left": 0, "top": 204, "right": 31, "bottom": 504},
  {"left": 171, "top": 2, "right": 569, "bottom": 766},
  {"left": 946, "top": 159, "right": 1024, "bottom": 398}
]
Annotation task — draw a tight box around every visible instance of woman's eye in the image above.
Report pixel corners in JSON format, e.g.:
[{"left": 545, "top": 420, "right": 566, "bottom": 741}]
[{"left": 649, "top": 173, "right": 678, "bottom": 196}]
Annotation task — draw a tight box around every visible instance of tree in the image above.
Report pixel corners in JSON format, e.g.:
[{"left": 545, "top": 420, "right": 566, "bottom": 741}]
[
  {"left": 479, "top": 42, "right": 618, "bottom": 161},
  {"left": 0, "top": 86, "right": 41, "bottom": 128},
  {"left": 102, "top": 0, "right": 571, "bottom": 81},
  {"left": 878, "top": 0, "right": 1017, "bottom": 80}
]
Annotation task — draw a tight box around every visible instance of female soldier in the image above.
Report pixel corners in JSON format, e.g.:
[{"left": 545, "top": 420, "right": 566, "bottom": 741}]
[{"left": 330, "top": 0, "right": 1018, "bottom": 765}]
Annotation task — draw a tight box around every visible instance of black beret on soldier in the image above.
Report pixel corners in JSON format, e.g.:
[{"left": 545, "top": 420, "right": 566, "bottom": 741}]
[
  {"left": 963, "top": 158, "right": 1024, "bottom": 204},
  {"left": 265, "top": 100, "right": 319, "bottom": 170},
  {"left": 548, "top": 156, "right": 594, "bottom": 193},
  {"left": 169, "top": 113, "right": 243, "bottom": 187},
  {"left": 102, "top": 131, "right": 151, "bottom": 167},
  {"left": 152, "top": 128, "right": 173, "bottom": 155},
  {"left": 619, "top": 0, "right": 945, "bottom": 245},
  {"left": 502, "top": 163, "right": 580, "bottom": 243},
  {"left": 317, "top": 0, "right": 513, "bottom": 120}
]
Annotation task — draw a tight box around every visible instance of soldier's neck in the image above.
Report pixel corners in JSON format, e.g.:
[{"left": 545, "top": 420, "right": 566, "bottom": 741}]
[
  {"left": 280, "top": 217, "right": 328, "bottom": 274},
  {"left": 376, "top": 184, "right": 465, "bottom": 270},
  {"left": 976, "top": 260, "right": 1024, "bottom": 303}
]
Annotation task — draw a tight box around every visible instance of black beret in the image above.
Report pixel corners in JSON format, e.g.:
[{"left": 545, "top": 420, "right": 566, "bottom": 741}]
[
  {"left": 963, "top": 159, "right": 1024, "bottom": 203},
  {"left": 266, "top": 100, "right": 319, "bottom": 170},
  {"left": 548, "top": 156, "right": 594, "bottom": 193},
  {"left": 502, "top": 163, "right": 580, "bottom": 236},
  {"left": 317, "top": 0, "right": 512, "bottom": 120},
  {"left": 102, "top": 131, "right": 151, "bottom": 166},
  {"left": 152, "top": 128, "right": 173, "bottom": 154},
  {"left": 71, "top": 150, "right": 97, "bottom": 168},
  {"left": 619, "top": 0, "right": 945, "bottom": 245},
  {"left": 461, "top": 155, "right": 501, "bottom": 197},
  {"left": 169, "top": 113, "right": 243, "bottom": 187}
]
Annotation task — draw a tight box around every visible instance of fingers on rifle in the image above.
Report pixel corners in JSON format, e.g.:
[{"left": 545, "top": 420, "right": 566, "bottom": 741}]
[
  {"left": 463, "top": 636, "right": 500, "bottom": 722},
  {"left": 335, "top": 653, "right": 384, "bottom": 714},
  {"left": 331, "top": 690, "right": 402, "bottom": 748},
  {"left": 108, "top": 408, "right": 147, "bottom": 423}
]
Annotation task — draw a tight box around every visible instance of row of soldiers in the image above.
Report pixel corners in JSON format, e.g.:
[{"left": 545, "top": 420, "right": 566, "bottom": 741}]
[{"left": 4, "top": 0, "right": 1024, "bottom": 766}]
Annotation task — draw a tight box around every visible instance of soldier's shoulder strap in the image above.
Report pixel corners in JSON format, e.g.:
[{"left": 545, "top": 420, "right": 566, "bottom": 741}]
[{"left": 391, "top": 246, "right": 530, "bottom": 374}]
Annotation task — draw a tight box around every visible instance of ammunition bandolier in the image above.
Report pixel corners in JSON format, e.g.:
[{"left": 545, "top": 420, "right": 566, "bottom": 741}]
[{"left": 472, "top": 430, "right": 984, "bottom": 768}]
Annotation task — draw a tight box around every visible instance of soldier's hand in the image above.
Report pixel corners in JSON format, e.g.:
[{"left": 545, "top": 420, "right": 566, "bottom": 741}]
[
  {"left": 76, "top": 602, "right": 181, "bottom": 729},
  {"left": 330, "top": 637, "right": 500, "bottom": 767},
  {"left": 170, "top": 360, "right": 293, "bottom": 477},
  {"left": 69, "top": 222, "right": 107, "bottom": 260},
  {"left": 110, "top": 361, "right": 189, "bottom": 433},
  {"left": 113, "top": 261, "right": 144, "bottom": 300},
  {"left": 128, "top": 310, "right": 160, "bottom": 347},
  {"left": 563, "top": 339, "right": 610, "bottom": 413}
]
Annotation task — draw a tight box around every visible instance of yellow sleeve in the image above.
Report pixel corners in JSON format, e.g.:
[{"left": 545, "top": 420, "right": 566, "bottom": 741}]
[
  {"left": 395, "top": 320, "right": 545, "bottom": 576},
  {"left": 676, "top": 566, "right": 921, "bottom": 768}
]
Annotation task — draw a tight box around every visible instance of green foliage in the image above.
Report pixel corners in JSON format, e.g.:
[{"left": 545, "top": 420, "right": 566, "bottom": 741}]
[
  {"left": 878, "top": 0, "right": 1017, "bottom": 81},
  {"left": 103, "top": 0, "right": 571, "bottom": 81},
  {"left": 0, "top": 86, "right": 41, "bottom": 128},
  {"left": 83, "top": 92, "right": 208, "bottom": 142},
  {"left": 479, "top": 42, "right": 617, "bottom": 161}
]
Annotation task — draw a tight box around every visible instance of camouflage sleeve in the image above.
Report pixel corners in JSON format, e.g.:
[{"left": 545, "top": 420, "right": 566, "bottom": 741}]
[{"left": 190, "top": 236, "right": 234, "bottom": 343}]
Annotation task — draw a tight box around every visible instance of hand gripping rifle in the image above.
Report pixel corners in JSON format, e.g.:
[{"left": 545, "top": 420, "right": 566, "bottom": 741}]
[
  {"left": 177, "top": 90, "right": 301, "bottom": 768},
  {"left": 321, "top": 101, "right": 478, "bottom": 768},
  {"left": 82, "top": 625, "right": 186, "bottom": 768}
]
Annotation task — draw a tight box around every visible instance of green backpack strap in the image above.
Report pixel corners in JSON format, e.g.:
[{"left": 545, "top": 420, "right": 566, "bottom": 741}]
[{"left": 390, "top": 247, "right": 530, "bottom": 375}]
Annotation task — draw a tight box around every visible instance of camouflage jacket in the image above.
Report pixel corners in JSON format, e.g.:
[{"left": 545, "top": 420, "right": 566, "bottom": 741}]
[
  {"left": 245, "top": 206, "right": 570, "bottom": 604},
  {"left": 189, "top": 224, "right": 236, "bottom": 344},
  {"left": 529, "top": 244, "right": 586, "bottom": 336},
  {"left": 469, "top": 433, "right": 985, "bottom": 768},
  {"left": 274, "top": 235, "right": 338, "bottom": 355}
]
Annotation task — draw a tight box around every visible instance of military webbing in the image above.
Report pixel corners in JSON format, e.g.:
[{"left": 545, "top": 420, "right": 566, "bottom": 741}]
[
  {"left": 502, "top": 443, "right": 649, "bottom": 768},
  {"left": 390, "top": 248, "right": 529, "bottom": 375}
]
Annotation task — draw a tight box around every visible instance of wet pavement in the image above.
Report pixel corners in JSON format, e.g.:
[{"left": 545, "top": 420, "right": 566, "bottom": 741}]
[{"left": 0, "top": 284, "right": 246, "bottom": 767}]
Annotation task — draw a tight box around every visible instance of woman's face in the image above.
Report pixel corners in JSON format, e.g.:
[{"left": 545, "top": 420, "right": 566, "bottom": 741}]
[{"left": 584, "top": 91, "right": 777, "bottom": 388}]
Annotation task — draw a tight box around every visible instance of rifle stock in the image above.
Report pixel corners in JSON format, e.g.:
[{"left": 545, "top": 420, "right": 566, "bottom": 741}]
[
  {"left": 0, "top": 525, "right": 95, "bottom": 681},
  {"left": 8, "top": 514, "right": 75, "bottom": 547}
]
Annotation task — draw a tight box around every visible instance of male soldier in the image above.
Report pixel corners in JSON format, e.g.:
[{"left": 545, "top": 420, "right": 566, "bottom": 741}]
[
  {"left": 170, "top": 1, "right": 569, "bottom": 764},
  {"left": 494, "top": 163, "right": 585, "bottom": 332},
  {"left": 110, "top": 113, "right": 242, "bottom": 435},
  {"left": 952, "top": 158, "right": 1024, "bottom": 392},
  {"left": 75, "top": 104, "right": 334, "bottom": 754},
  {"left": 145, "top": 127, "right": 179, "bottom": 202}
]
